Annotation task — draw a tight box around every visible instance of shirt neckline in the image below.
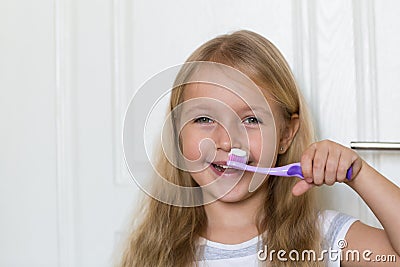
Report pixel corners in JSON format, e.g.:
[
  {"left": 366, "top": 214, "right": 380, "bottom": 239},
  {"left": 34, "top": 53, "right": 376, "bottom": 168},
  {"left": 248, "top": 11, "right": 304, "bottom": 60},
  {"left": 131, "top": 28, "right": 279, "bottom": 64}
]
[{"left": 198, "top": 235, "right": 261, "bottom": 250}]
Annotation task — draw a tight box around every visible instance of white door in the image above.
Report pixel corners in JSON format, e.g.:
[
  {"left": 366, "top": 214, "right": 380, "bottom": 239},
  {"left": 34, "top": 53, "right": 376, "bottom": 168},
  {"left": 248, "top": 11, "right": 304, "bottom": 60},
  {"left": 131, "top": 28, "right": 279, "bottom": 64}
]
[{"left": 1, "top": 0, "right": 399, "bottom": 266}]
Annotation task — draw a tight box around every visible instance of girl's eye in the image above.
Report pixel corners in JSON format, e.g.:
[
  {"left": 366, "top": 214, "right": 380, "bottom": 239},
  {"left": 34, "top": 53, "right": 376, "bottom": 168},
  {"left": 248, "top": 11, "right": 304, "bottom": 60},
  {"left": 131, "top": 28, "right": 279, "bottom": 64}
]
[
  {"left": 193, "top": 116, "right": 214, "bottom": 124},
  {"left": 243, "top": 117, "right": 261, "bottom": 124}
]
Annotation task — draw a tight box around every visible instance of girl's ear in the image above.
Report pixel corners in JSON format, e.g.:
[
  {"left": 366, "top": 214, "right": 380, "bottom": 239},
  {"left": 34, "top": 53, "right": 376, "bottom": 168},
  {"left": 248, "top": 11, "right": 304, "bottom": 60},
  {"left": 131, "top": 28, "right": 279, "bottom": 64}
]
[{"left": 279, "top": 113, "right": 300, "bottom": 154}]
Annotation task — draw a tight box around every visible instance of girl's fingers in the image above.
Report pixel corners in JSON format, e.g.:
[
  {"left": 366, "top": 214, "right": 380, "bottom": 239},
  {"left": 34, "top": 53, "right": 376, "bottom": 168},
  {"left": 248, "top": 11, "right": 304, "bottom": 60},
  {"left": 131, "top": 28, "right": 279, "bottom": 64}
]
[
  {"left": 325, "top": 148, "right": 341, "bottom": 185},
  {"left": 336, "top": 153, "right": 351, "bottom": 182},
  {"left": 312, "top": 144, "right": 329, "bottom": 185},
  {"left": 301, "top": 144, "right": 316, "bottom": 183},
  {"left": 292, "top": 179, "right": 314, "bottom": 196},
  {"left": 299, "top": 140, "right": 363, "bottom": 187},
  {"left": 337, "top": 153, "right": 363, "bottom": 182},
  {"left": 348, "top": 155, "right": 363, "bottom": 180}
]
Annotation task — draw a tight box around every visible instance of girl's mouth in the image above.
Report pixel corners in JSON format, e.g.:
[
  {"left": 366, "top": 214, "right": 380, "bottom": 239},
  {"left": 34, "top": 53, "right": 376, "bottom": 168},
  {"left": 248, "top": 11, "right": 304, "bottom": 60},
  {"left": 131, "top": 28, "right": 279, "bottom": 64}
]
[
  {"left": 211, "top": 163, "right": 229, "bottom": 172},
  {"left": 210, "top": 161, "right": 243, "bottom": 176}
]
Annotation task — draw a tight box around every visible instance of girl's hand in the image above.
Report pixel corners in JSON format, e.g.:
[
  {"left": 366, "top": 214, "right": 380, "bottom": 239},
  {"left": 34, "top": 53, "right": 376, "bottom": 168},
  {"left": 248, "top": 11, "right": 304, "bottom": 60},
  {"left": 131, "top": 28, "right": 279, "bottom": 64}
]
[{"left": 292, "top": 140, "right": 364, "bottom": 196}]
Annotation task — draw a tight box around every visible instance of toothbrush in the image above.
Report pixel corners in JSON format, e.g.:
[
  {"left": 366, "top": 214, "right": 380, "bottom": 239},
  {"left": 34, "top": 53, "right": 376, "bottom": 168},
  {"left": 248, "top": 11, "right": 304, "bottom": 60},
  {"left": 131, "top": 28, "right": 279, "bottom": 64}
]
[{"left": 227, "top": 148, "right": 353, "bottom": 180}]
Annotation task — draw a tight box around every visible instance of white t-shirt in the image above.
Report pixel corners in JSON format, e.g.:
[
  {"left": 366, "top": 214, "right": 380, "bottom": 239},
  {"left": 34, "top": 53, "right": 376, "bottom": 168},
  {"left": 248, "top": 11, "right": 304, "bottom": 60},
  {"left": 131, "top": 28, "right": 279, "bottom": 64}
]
[{"left": 195, "top": 210, "right": 358, "bottom": 267}]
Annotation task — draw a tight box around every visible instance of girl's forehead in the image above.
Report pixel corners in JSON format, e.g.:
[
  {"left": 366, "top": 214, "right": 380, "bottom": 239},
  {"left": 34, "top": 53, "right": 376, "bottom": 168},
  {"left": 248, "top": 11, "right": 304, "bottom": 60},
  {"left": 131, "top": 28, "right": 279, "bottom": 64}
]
[
  {"left": 183, "top": 83, "right": 242, "bottom": 99},
  {"left": 182, "top": 82, "right": 279, "bottom": 113}
]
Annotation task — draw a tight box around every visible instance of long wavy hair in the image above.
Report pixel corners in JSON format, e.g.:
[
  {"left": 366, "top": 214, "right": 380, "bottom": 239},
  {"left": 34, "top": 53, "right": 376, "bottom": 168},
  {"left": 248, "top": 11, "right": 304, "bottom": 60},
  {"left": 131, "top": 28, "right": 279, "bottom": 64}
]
[{"left": 118, "top": 30, "right": 322, "bottom": 267}]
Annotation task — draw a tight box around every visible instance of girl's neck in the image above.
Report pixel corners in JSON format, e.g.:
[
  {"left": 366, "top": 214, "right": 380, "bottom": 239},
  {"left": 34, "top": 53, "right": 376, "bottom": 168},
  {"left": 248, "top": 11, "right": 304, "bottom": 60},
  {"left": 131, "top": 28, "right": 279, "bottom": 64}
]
[{"left": 201, "top": 185, "right": 266, "bottom": 244}]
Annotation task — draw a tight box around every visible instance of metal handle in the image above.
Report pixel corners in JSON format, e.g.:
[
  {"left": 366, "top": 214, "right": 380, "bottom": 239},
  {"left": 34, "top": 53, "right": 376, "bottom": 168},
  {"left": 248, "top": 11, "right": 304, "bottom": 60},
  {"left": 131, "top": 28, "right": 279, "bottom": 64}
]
[{"left": 350, "top": 142, "right": 400, "bottom": 150}]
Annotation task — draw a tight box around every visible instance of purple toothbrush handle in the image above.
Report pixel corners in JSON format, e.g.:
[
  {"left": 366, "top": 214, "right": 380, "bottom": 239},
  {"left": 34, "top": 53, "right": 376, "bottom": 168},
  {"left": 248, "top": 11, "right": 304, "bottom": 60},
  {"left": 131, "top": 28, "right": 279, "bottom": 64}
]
[
  {"left": 346, "top": 166, "right": 353, "bottom": 180},
  {"left": 288, "top": 164, "right": 353, "bottom": 180}
]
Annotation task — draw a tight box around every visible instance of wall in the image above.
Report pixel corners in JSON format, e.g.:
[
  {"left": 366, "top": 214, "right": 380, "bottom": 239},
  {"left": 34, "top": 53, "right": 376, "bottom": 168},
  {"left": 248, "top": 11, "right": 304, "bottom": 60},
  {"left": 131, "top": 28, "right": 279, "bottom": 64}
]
[{"left": 1, "top": 0, "right": 399, "bottom": 266}]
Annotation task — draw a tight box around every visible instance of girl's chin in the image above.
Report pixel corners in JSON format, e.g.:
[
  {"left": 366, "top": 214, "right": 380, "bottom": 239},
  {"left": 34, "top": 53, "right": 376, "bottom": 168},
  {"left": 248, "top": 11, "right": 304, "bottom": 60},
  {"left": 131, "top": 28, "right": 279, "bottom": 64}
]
[
  {"left": 216, "top": 192, "right": 252, "bottom": 203},
  {"left": 202, "top": 182, "right": 253, "bottom": 203},
  {"left": 192, "top": 171, "right": 267, "bottom": 204}
]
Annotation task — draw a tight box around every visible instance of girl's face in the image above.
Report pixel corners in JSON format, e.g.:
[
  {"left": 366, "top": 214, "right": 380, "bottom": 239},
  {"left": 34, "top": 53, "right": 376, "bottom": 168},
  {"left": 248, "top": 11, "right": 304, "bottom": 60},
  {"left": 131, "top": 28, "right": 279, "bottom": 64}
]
[{"left": 178, "top": 82, "right": 298, "bottom": 203}]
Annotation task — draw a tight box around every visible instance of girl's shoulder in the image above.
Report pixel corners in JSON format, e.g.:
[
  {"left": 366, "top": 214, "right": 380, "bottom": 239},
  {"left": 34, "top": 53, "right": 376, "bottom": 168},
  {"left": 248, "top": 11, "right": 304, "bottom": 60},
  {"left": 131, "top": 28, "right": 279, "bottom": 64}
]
[{"left": 318, "top": 209, "right": 359, "bottom": 250}]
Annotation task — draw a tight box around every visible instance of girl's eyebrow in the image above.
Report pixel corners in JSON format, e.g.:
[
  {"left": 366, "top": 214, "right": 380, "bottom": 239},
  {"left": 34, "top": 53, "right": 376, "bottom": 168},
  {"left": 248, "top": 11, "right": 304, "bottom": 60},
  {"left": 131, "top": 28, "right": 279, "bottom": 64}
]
[
  {"left": 183, "top": 104, "right": 210, "bottom": 112},
  {"left": 183, "top": 102, "right": 272, "bottom": 115},
  {"left": 237, "top": 105, "right": 272, "bottom": 115}
]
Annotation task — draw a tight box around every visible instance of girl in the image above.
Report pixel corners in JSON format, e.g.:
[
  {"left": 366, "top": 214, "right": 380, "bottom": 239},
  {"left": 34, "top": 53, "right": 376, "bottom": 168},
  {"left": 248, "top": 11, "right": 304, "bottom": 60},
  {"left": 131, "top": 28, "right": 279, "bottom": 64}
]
[{"left": 119, "top": 30, "right": 400, "bottom": 266}]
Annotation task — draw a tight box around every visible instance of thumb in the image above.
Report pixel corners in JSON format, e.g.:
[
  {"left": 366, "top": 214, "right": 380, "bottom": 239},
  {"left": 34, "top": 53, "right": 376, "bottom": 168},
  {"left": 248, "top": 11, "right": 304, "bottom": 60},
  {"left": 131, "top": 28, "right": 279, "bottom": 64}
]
[{"left": 292, "top": 179, "right": 314, "bottom": 196}]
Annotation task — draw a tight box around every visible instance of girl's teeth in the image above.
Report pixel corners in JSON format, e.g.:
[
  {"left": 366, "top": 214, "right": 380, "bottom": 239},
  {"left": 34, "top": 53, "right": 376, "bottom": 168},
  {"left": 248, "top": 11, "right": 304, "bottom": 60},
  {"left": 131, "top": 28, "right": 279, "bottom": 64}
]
[{"left": 213, "top": 163, "right": 230, "bottom": 171}]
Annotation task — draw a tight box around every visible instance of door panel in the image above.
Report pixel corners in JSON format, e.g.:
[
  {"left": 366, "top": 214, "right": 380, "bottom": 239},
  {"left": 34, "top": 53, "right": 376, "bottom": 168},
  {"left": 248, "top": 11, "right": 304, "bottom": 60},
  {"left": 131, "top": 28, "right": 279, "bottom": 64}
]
[{"left": 1, "top": 0, "right": 399, "bottom": 266}]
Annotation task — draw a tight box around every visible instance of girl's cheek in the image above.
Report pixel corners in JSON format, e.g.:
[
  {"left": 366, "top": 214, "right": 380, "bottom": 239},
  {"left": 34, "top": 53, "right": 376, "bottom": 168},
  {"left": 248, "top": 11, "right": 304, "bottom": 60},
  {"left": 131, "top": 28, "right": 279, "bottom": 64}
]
[
  {"left": 248, "top": 134, "right": 261, "bottom": 155},
  {"left": 181, "top": 129, "right": 203, "bottom": 161},
  {"left": 248, "top": 128, "right": 276, "bottom": 166},
  {"left": 248, "top": 129, "right": 262, "bottom": 145},
  {"left": 182, "top": 145, "right": 200, "bottom": 161}
]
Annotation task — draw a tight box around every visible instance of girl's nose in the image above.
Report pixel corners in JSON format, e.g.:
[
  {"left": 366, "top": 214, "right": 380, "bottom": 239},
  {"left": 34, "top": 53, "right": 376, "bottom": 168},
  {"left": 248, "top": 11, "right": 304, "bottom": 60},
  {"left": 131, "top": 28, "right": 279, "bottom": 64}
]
[{"left": 215, "top": 123, "right": 241, "bottom": 152}]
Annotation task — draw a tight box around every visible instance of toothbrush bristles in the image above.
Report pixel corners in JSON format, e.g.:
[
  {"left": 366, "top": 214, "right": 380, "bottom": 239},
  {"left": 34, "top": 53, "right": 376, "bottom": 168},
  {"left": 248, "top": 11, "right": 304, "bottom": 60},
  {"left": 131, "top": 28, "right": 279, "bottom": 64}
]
[{"left": 228, "top": 152, "right": 247, "bottom": 164}]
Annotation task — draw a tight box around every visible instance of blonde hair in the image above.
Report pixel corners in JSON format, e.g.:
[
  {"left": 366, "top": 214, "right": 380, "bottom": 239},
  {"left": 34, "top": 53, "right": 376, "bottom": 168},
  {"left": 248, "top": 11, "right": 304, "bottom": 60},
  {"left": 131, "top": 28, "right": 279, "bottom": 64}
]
[{"left": 119, "top": 30, "right": 322, "bottom": 267}]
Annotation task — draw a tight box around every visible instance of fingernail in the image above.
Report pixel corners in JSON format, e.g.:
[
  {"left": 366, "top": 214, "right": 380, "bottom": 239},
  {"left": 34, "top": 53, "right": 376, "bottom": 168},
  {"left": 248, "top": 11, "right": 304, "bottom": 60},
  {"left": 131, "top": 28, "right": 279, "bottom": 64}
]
[{"left": 306, "top": 178, "right": 313, "bottom": 183}]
